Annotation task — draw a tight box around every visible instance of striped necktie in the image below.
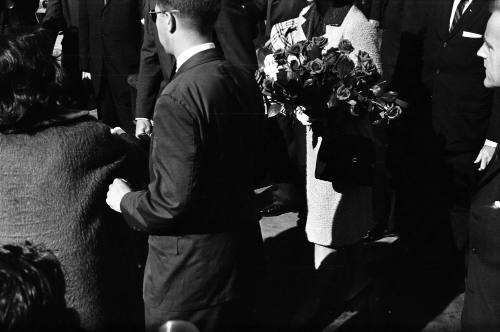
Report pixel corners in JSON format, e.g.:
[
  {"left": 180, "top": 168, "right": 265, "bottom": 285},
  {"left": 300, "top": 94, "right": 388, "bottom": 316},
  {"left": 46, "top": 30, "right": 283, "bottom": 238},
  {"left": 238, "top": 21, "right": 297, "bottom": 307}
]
[{"left": 450, "top": 0, "right": 469, "bottom": 32}]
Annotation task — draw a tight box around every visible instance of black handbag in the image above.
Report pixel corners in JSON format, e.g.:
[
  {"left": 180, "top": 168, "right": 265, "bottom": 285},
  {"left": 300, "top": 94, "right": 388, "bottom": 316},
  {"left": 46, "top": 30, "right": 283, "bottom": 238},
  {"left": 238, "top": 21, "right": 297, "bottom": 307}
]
[{"left": 315, "top": 134, "right": 376, "bottom": 186}]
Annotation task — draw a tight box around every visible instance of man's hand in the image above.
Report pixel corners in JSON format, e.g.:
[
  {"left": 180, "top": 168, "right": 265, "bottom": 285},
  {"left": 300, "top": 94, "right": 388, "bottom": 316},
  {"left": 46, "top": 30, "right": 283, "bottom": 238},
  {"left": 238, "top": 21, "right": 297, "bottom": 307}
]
[
  {"left": 474, "top": 145, "right": 496, "bottom": 171},
  {"left": 106, "top": 178, "right": 132, "bottom": 213},
  {"left": 82, "top": 72, "right": 91, "bottom": 80},
  {"left": 135, "top": 119, "right": 152, "bottom": 138},
  {"left": 110, "top": 127, "right": 125, "bottom": 135}
]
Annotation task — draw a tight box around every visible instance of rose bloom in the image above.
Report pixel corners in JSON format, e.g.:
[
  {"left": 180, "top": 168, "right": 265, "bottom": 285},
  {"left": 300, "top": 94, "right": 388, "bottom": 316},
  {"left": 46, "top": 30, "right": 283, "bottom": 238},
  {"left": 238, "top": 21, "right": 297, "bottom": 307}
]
[
  {"left": 287, "top": 54, "right": 301, "bottom": 71},
  {"left": 386, "top": 104, "right": 403, "bottom": 119},
  {"left": 309, "top": 58, "right": 325, "bottom": 75},
  {"left": 312, "top": 36, "right": 328, "bottom": 49},
  {"left": 336, "top": 54, "right": 355, "bottom": 77},
  {"left": 288, "top": 41, "right": 308, "bottom": 57},
  {"left": 338, "top": 39, "right": 354, "bottom": 54},
  {"left": 336, "top": 85, "right": 351, "bottom": 100}
]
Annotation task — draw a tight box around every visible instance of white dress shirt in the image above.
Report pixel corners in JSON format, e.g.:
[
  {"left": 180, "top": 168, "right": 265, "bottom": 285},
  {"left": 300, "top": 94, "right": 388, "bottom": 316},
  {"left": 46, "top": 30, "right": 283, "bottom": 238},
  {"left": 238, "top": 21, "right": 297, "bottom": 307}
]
[
  {"left": 449, "top": 0, "right": 473, "bottom": 30},
  {"left": 175, "top": 42, "right": 216, "bottom": 71}
]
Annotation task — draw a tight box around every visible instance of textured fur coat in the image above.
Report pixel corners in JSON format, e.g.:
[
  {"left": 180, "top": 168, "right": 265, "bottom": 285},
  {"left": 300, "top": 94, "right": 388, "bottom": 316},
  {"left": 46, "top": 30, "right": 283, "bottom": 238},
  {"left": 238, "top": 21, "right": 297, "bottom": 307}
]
[{"left": 0, "top": 116, "right": 146, "bottom": 331}]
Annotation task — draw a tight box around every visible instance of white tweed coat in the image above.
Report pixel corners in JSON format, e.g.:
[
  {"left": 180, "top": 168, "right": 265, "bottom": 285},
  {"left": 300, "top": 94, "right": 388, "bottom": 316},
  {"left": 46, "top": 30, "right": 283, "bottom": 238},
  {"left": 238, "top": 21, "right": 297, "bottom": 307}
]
[{"left": 270, "top": 4, "right": 381, "bottom": 247}]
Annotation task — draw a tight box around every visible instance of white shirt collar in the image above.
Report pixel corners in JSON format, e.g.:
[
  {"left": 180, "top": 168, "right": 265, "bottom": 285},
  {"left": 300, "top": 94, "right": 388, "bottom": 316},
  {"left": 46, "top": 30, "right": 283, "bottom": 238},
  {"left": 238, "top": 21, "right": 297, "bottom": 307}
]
[
  {"left": 449, "top": 0, "right": 473, "bottom": 29},
  {"left": 176, "top": 42, "right": 216, "bottom": 72}
]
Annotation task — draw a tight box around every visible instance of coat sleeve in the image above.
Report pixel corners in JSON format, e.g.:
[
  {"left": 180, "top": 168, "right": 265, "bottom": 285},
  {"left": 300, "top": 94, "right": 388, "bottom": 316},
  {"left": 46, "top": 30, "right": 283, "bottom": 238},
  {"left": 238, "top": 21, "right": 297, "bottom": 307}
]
[
  {"left": 134, "top": 5, "right": 164, "bottom": 119},
  {"left": 42, "top": 0, "right": 65, "bottom": 30},
  {"left": 346, "top": 10, "right": 382, "bottom": 73},
  {"left": 121, "top": 94, "right": 199, "bottom": 233},
  {"left": 78, "top": 0, "right": 90, "bottom": 72},
  {"left": 41, "top": 0, "right": 65, "bottom": 48}
]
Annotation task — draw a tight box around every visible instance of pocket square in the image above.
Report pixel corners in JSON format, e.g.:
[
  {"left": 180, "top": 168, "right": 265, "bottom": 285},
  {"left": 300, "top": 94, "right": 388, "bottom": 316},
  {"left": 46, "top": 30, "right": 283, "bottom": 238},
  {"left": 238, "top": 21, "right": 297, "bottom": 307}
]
[{"left": 462, "top": 31, "right": 482, "bottom": 38}]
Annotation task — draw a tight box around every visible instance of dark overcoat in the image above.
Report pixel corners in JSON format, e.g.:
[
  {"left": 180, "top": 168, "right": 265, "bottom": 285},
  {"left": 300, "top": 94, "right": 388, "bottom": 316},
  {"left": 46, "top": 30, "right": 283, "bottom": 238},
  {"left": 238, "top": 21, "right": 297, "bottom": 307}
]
[
  {"left": 78, "top": 0, "right": 142, "bottom": 94},
  {"left": 422, "top": 0, "right": 500, "bottom": 152}
]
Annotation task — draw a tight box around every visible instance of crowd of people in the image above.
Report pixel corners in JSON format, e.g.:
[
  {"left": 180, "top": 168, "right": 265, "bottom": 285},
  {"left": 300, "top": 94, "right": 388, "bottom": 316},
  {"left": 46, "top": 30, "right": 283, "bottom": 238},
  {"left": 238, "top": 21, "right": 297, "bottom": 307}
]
[{"left": 1, "top": 0, "right": 500, "bottom": 331}]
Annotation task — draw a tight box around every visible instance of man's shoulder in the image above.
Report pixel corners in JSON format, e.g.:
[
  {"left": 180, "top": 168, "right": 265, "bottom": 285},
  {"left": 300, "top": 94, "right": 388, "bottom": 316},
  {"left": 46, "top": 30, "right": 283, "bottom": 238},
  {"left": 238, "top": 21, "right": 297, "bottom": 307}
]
[{"left": 164, "top": 59, "right": 251, "bottom": 96}]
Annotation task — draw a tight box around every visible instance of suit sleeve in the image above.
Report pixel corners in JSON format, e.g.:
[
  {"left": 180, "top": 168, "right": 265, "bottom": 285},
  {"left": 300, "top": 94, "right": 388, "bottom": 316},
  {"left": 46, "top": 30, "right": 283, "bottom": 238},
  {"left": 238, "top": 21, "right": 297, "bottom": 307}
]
[
  {"left": 486, "top": 89, "right": 500, "bottom": 143},
  {"left": 134, "top": 6, "right": 163, "bottom": 119},
  {"left": 78, "top": 0, "right": 90, "bottom": 72},
  {"left": 121, "top": 94, "right": 199, "bottom": 233},
  {"left": 41, "top": 0, "right": 65, "bottom": 48},
  {"left": 42, "top": 0, "right": 65, "bottom": 30}
]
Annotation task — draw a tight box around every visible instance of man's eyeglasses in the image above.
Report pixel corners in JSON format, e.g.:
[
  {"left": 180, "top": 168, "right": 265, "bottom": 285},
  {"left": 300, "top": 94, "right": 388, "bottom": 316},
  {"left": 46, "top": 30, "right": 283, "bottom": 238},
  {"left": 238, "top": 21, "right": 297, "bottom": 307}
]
[{"left": 148, "top": 9, "right": 179, "bottom": 23}]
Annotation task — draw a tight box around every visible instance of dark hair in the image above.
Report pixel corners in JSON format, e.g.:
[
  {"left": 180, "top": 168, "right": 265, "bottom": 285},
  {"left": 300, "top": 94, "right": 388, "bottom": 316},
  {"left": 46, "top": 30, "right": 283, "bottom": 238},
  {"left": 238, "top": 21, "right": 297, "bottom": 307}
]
[
  {"left": 0, "top": 242, "right": 66, "bottom": 332},
  {"left": 0, "top": 27, "right": 63, "bottom": 133},
  {"left": 156, "top": 0, "right": 221, "bottom": 31}
]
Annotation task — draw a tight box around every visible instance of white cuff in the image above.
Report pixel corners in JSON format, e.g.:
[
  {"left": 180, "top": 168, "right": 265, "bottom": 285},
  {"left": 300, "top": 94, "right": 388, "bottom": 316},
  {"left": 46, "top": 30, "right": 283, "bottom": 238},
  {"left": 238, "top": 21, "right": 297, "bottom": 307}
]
[{"left": 484, "top": 139, "right": 498, "bottom": 148}]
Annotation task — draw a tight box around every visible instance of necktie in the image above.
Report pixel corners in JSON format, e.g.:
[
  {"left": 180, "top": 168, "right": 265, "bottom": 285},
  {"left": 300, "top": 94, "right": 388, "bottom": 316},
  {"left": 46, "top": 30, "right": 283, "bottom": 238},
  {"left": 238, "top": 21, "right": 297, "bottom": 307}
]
[{"left": 450, "top": 0, "right": 469, "bottom": 32}]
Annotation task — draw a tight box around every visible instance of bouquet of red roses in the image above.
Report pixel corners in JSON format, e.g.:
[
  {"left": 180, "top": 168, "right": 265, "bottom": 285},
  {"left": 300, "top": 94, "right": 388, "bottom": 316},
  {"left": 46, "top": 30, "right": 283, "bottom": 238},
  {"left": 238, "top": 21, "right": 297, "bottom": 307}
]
[{"left": 256, "top": 37, "right": 405, "bottom": 124}]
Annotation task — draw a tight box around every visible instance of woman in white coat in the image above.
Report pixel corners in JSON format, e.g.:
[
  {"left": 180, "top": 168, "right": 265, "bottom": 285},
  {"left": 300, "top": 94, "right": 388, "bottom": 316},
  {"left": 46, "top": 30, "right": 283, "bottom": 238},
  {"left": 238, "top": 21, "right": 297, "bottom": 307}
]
[{"left": 269, "top": 0, "right": 381, "bottom": 327}]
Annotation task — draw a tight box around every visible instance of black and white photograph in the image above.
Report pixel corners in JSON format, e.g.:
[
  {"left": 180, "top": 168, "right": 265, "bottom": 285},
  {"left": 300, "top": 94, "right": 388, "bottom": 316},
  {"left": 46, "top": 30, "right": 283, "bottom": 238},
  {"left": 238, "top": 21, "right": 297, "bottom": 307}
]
[{"left": 1, "top": 0, "right": 500, "bottom": 331}]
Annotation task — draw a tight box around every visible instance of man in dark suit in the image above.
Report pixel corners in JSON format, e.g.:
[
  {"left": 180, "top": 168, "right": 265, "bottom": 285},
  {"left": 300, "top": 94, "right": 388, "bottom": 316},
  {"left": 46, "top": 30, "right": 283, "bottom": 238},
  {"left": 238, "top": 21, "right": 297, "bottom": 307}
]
[
  {"left": 462, "top": 3, "right": 500, "bottom": 330},
  {"left": 79, "top": 0, "right": 142, "bottom": 133},
  {"left": 134, "top": 0, "right": 258, "bottom": 137},
  {"left": 421, "top": 0, "right": 500, "bottom": 251},
  {"left": 43, "top": 0, "right": 83, "bottom": 108},
  {"left": 105, "top": 0, "right": 264, "bottom": 330}
]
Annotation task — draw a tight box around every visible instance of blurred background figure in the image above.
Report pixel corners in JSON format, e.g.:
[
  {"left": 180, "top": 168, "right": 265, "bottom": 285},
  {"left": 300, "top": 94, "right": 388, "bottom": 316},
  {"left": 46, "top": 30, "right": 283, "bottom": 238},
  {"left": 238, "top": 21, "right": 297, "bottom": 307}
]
[
  {"left": 0, "top": 0, "right": 39, "bottom": 33},
  {"left": 268, "top": 0, "right": 381, "bottom": 329},
  {"left": 42, "top": 0, "right": 85, "bottom": 109},
  {"left": 79, "top": 0, "right": 143, "bottom": 133}
]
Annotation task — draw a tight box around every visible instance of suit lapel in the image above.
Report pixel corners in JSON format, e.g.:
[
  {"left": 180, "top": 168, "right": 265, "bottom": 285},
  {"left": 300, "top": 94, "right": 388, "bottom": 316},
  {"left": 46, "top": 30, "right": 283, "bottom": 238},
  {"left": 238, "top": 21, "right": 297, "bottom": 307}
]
[
  {"left": 447, "top": 0, "right": 481, "bottom": 39},
  {"left": 437, "top": 0, "right": 454, "bottom": 40},
  {"left": 102, "top": 0, "right": 111, "bottom": 13}
]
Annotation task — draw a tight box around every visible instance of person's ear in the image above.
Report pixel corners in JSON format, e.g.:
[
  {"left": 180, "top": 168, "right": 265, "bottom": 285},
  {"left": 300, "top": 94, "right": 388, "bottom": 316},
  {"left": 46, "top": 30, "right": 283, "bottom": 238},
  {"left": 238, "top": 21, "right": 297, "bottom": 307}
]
[{"left": 166, "top": 12, "right": 176, "bottom": 33}]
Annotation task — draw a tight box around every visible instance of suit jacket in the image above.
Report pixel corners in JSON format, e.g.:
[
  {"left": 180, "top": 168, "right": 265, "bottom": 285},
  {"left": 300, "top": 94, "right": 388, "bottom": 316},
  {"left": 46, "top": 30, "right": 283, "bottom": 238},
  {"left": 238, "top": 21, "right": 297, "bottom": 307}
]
[
  {"left": 121, "top": 49, "right": 264, "bottom": 316},
  {"left": 422, "top": 0, "right": 500, "bottom": 152},
  {"left": 135, "top": 0, "right": 258, "bottom": 119},
  {"left": 42, "top": 0, "right": 78, "bottom": 49},
  {"left": 43, "top": 0, "right": 78, "bottom": 30},
  {"left": 79, "top": 0, "right": 142, "bottom": 94}
]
